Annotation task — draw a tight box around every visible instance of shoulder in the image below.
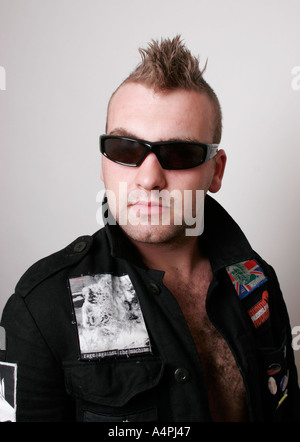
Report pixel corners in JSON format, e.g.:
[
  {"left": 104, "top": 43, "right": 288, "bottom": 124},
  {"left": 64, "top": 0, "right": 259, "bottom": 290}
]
[{"left": 15, "top": 228, "right": 107, "bottom": 298}]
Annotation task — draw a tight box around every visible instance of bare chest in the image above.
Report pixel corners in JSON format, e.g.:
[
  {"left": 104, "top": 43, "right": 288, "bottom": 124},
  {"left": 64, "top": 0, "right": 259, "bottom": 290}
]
[{"left": 164, "top": 268, "right": 248, "bottom": 422}]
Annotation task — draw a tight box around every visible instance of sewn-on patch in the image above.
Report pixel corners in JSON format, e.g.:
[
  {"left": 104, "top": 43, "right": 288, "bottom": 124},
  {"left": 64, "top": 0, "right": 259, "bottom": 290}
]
[
  {"left": 0, "top": 362, "right": 17, "bottom": 422},
  {"left": 226, "top": 259, "right": 268, "bottom": 300},
  {"left": 69, "top": 274, "right": 151, "bottom": 359},
  {"left": 248, "top": 290, "right": 270, "bottom": 328}
]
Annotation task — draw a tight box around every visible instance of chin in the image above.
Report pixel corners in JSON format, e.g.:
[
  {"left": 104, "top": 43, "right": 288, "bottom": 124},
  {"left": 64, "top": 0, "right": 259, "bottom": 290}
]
[{"left": 121, "top": 223, "right": 187, "bottom": 245}]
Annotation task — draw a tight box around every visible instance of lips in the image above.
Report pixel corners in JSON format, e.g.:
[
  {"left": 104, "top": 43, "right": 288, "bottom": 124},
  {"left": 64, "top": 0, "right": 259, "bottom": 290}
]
[
  {"left": 131, "top": 201, "right": 163, "bottom": 207},
  {"left": 129, "top": 201, "right": 166, "bottom": 215}
]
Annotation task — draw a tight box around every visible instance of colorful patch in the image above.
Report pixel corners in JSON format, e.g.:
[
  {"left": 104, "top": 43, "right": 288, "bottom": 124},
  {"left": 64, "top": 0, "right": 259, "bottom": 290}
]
[
  {"left": 69, "top": 274, "right": 151, "bottom": 359},
  {"left": 226, "top": 259, "right": 268, "bottom": 299},
  {"left": 248, "top": 290, "right": 270, "bottom": 328},
  {"left": 0, "top": 362, "right": 17, "bottom": 422}
]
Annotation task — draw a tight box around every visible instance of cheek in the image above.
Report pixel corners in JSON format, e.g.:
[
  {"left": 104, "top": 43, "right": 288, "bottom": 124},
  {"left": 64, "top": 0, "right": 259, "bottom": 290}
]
[
  {"left": 168, "top": 166, "right": 212, "bottom": 192},
  {"left": 102, "top": 159, "right": 129, "bottom": 189}
]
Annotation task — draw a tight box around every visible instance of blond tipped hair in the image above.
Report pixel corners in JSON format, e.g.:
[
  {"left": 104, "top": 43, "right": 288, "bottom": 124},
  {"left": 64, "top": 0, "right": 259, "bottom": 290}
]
[{"left": 109, "top": 36, "right": 222, "bottom": 143}]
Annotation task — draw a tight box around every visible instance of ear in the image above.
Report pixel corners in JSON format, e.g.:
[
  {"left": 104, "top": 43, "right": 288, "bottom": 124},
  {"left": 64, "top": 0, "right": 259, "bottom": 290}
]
[{"left": 208, "top": 149, "right": 227, "bottom": 193}]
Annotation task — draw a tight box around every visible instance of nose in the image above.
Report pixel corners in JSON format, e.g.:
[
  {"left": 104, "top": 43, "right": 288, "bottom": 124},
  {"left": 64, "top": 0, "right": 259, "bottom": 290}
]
[{"left": 135, "top": 152, "right": 167, "bottom": 191}]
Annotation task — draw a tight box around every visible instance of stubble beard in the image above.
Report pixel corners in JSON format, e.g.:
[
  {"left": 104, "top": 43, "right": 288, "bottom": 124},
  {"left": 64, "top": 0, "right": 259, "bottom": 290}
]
[
  {"left": 119, "top": 219, "right": 188, "bottom": 246},
  {"left": 105, "top": 185, "right": 205, "bottom": 244}
]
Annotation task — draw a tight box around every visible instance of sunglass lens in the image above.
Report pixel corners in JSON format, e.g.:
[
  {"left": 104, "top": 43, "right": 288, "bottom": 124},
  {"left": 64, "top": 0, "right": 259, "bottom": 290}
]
[
  {"left": 104, "top": 138, "right": 145, "bottom": 165},
  {"left": 160, "top": 144, "right": 206, "bottom": 169}
]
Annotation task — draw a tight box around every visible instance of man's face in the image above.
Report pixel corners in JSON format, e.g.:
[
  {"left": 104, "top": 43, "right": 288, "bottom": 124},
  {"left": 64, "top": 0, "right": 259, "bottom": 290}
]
[{"left": 101, "top": 82, "right": 226, "bottom": 244}]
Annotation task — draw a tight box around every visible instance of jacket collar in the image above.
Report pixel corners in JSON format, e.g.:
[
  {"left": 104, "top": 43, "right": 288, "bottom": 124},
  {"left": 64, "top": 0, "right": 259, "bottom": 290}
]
[
  {"left": 201, "top": 196, "right": 254, "bottom": 272},
  {"left": 104, "top": 195, "right": 254, "bottom": 272}
]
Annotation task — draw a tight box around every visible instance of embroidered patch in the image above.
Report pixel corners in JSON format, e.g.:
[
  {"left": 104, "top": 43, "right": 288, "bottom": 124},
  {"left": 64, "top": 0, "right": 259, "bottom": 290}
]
[
  {"left": 69, "top": 274, "right": 151, "bottom": 359},
  {"left": 0, "top": 362, "right": 17, "bottom": 422},
  {"left": 226, "top": 259, "right": 268, "bottom": 299},
  {"left": 248, "top": 290, "right": 270, "bottom": 328}
]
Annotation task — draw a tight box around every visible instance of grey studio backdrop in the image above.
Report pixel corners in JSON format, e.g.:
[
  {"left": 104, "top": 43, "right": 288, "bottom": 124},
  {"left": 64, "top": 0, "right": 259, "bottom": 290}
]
[{"left": 0, "top": 0, "right": 300, "bottom": 375}]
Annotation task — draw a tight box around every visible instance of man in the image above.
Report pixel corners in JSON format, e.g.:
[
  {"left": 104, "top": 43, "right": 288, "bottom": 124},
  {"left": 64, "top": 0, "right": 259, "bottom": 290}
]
[{"left": 1, "top": 36, "right": 299, "bottom": 422}]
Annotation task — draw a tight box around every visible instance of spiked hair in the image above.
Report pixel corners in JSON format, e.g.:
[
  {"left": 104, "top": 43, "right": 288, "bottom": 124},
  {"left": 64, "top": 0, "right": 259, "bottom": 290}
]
[{"left": 108, "top": 36, "right": 222, "bottom": 143}]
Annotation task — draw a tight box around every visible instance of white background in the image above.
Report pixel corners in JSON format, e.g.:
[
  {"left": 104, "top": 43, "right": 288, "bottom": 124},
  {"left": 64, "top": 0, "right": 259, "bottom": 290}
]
[{"left": 0, "top": 0, "right": 299, "bottom": 373}]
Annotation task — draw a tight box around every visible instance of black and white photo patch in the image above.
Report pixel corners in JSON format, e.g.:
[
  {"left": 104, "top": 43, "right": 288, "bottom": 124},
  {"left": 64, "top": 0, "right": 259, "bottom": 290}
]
[
  {"left": 69, "top": 274, "right": 151, "bottom": 359},
  {"left": 0, "top": 362, "right": 17, "bottom": 422}
]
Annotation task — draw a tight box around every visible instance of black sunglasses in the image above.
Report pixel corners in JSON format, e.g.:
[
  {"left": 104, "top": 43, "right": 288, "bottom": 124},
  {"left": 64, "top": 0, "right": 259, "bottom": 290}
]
[{"left": 100, "top": 135, "right": 219, "bottom": 170}]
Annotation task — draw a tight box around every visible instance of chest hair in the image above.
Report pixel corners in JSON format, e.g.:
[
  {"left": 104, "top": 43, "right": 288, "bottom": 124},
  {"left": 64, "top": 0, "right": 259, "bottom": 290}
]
[{"left": 164, "top": 263, "right": 248, "bottom": 422}]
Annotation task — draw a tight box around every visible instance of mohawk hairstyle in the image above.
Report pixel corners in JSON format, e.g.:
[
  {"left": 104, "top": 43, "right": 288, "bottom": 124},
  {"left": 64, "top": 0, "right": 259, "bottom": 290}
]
[
  {"left": 109, "top": 36, "right": 222, "bottom": 143},
  {"left": 126, "top": 35, "right": 208, "bottom": 91}
]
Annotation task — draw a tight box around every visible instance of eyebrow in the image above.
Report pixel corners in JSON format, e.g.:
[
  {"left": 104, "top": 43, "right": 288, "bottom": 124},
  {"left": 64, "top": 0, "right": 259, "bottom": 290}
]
[
  {"left": 109, "top": 128, "right": 138, "bottom": 138},
  {"left": 108, "top": 127, "right": 200, "bottom": 144}
]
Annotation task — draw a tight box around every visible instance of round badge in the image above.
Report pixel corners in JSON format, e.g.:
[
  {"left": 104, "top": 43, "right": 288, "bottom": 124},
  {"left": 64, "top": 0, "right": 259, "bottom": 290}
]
[
  {"left": 268, "top": 376, "right": 277, "bottom": 395},
  {"left": 280, "top": 371, "right": 289, "bottom": 391},
  {"left": 267, "top": 363, "right": 281, "bottom": 376}
]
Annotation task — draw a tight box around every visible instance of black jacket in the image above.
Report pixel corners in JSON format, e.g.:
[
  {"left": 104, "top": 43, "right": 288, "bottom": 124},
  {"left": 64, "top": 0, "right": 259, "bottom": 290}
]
[{"left": 1, "top": 196, "right": 300, "bottom": 422}]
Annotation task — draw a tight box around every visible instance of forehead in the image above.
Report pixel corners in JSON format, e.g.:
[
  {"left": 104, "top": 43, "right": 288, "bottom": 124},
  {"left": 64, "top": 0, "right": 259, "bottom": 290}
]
[{"left": 106, "top": 83, "right": 214, "bottom": 143}]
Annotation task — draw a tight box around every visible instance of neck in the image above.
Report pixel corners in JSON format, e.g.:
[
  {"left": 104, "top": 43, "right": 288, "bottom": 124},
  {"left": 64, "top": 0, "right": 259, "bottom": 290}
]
[{"left": 130, "top": 234, "right": 204, "bottom": 278}]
